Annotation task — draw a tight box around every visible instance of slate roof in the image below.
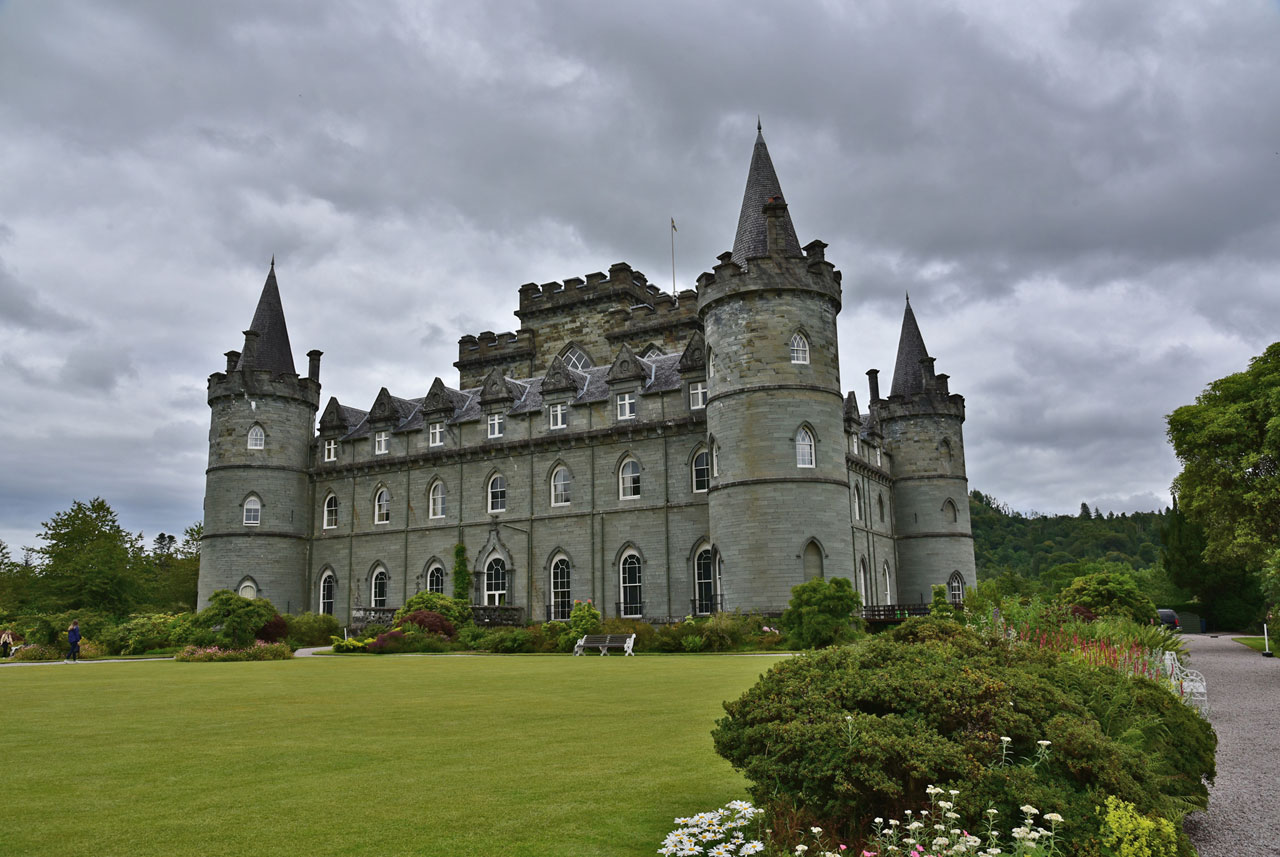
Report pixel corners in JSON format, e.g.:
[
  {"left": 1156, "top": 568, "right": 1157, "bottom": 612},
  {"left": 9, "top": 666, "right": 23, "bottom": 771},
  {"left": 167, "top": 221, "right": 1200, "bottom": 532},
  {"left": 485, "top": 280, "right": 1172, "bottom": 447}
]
[
  {"left": 235, "top": 262, "right": 297, "bottom": 377},
  {"left": 889, "top": 298, "right": 930, "bottom": 399},
  {"left": 731, "top": 125, "right": 802, "bottom": 268}
]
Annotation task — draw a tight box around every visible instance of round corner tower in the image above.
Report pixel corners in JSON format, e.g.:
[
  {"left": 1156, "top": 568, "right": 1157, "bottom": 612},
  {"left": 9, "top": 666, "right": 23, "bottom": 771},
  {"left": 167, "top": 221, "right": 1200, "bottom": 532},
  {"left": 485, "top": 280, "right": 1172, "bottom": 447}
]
[
  {"left": 872, "top": 300, "right": 976, "bottom": 604},
  {"left": 698, "top": 128, "right": 853, "bottom": 613},
  {"left": 198, "top": 262, "right": 321, "bottom": 613}
]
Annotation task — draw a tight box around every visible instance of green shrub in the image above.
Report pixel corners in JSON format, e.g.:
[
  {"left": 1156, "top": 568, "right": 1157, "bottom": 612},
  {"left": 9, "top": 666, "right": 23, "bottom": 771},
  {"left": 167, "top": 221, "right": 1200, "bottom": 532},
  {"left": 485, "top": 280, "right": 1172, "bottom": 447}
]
[
  {"left": 394, "top": 592, "right": 472, "bottom": 628},
  {"left": 539, "top": 620, "right": 573, "bottom": 652},
  {"left": 711, "top": 618, "right": 1215, "bottom": 857},
  {"left": 174, "top": 641, "right": 293, "bottom": 662},
  {"left": 779, "top": 577, "right": 864, "bottom": 649},
  {"left": 928, "top": 583, "right": 956, "bottom": 620},
  {"left": 186, "top": 590, "right": 279, "bottom": 649},
  {"left": 284, "top": 612, "right": 341, "bottom": 648},
  {"left": 477, "top": 627, "right": 534, "bottom": 653},
  {"left": 103, "top": 613, "right": 184, "bottom": 656},
  {"left": 654, "top": 619, "right": 703, "bottom": 652},
  {"left": 598, "top": 618, "right": 657, "bottom": 651},
  {"left": 46, "top": 610, "right": 118, "bottom": 643},
  {"left": 457, "top": 625, "right": 487, "bottom": 650},
  {"left": 451, "top": 543, "right": 471, "bottom": 602},
  {"left": 568, "top": 599, "right": 601, "bottom": 639},
  {"left": 1058, "top": 571, "right": 1158, "bottom": 624},
  {"left": 13, "top": 643, "right": 64, "bottom": 661},
  {"left": 1100, "top": 795, "right": 1180, "bottom": 857},
  {"left": 681, "top": 633, "right": 704, "bottom": 653},
  {"left": 330, "top": 635, "right": 371, "bottom": 653}
]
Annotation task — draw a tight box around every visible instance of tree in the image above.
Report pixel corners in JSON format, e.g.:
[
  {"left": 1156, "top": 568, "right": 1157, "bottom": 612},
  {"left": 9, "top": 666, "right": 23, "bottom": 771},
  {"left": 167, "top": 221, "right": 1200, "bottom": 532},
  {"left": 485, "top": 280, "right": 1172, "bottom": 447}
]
[
  {"left": 779, "top": 577, "right": 863, "bottom": 649},
  {"left": 1160, "top": 500, "right": 1261, "bottom": 628},
  {"left": 33, "top": 498, "right": 145, "bottom": 615},
  {"left": 147, "top": 522, "right": 201, "bottom": 610},
  {"left": 1079, "top": 502, "right": 1092, "bottom": 519},
  {"left": 1057, "top": 570, "right": 1157, "bottom": 624}
]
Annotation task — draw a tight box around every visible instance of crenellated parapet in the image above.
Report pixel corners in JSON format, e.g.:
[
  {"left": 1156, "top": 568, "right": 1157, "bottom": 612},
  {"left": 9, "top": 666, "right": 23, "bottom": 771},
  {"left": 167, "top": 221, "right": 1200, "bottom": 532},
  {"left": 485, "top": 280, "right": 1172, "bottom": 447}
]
[
  {"left": 696, "top": 236, "right": 841, "bottom": 314},
  {"left": 454, "top": 329, "right": 535, "bottom": 390},
  {"left": 207, "top": 366, "right": 321, "bottom": 410}
]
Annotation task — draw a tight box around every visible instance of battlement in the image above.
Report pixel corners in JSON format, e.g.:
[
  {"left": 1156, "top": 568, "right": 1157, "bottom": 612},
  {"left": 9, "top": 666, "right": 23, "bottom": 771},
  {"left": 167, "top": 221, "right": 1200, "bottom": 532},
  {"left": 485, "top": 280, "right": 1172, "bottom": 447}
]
[
  {"left": 697, "top": 239, "right": 841, "bottom": 313},
  {"left": 515, "top": 262, "right": 668, "bottom": 317},
  {"left": 207, "top": 368, "right": 321, "bottom": 408},
  {"left": 454, "top": 328, "right": 535, "bottom": 390}
]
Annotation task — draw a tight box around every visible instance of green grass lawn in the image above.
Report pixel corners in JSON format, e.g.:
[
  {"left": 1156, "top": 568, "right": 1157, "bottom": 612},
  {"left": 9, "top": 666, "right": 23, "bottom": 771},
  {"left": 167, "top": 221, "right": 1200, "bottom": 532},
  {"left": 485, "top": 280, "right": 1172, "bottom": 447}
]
[
  {"left": 3, "top": 654, "right": 783, "bottom": 857},
  {"left": 1232, "top": 636, "right": 1276, "bottom": 654}
]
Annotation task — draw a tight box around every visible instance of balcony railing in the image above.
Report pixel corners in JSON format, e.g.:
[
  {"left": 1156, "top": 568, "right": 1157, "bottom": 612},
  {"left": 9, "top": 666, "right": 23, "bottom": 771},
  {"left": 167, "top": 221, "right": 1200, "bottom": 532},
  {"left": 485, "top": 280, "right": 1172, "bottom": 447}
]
[
  {"left": 861, "top": 603, "right": 963, "bottom": 622},
  {"left": 350, "top": 606, "right": 398, "bottom": 629}
]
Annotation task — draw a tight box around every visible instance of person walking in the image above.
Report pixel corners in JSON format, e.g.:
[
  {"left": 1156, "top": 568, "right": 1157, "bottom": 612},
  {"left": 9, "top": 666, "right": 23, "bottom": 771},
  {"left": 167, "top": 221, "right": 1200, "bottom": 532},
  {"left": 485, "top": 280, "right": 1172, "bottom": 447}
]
[
  {"left": 66, "top": 620, "right": 81, "bottom": 663},
  {"left": 0, "top": 629, "right": 13, "bottom": 658}
]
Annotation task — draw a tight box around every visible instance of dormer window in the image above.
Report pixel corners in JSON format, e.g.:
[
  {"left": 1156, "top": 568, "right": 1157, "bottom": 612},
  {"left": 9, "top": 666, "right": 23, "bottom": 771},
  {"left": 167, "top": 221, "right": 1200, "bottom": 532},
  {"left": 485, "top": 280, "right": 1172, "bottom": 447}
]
[
  {"left": 247, "top": 425, "right": 265, "bottom": 450},
  {"left": 487, "top": 413, "right": 505, "bottom": 438},
  {"left": 548, "top": 403, "right": 567, "bottom": 430},
  {"left": 616, "top": 392, "right": 636, "bottom": 421},
  {"left": 429, "top": 422, "right": 444, "bottom": 447},
  {"left": 323, "top": 439, "right": 337, "bottom": 462},
  {"left": 563, "top": 347, "right": 590, "bottom": 371},
  {"left": 374, "top": 431, "right": 389, "bottom": 455},
  {"left": 790, "top": 333, "right": 810, "bottom": 365},
  {"left": 689, "top": 382, "right": 707, "bottom": 410}
]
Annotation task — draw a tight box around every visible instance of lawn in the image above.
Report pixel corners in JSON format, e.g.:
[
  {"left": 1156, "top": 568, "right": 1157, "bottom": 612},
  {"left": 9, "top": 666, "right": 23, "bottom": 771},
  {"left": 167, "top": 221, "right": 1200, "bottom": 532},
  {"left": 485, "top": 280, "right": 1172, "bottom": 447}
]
[
  {"left": 2, "top": 654, "right": 783, "bottom": 857},
  {"left": 1231, "top": 636, "right": 1276, "bottom": 654}
]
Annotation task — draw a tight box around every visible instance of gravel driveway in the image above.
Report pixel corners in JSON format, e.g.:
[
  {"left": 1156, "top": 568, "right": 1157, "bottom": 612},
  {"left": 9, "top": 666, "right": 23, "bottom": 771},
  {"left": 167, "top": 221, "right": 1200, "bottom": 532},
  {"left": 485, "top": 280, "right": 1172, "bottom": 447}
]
[{"left": 1181, "top": 634, "right": 1278, "bottom": 857}]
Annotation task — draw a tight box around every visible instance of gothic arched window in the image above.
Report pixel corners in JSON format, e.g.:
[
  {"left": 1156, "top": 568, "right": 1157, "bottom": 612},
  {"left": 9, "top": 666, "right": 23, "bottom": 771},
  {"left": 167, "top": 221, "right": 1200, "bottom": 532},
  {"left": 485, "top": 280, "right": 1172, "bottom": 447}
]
[
  {"left": 371, "top": 566, "right": 389, "bottom": 608},
  {"left": 488, "top": 474, "right": 507, "bottom": 513},
  {"left": 789, "top": 333, "right": 810, "bottom": 364},
  {"left": 796, "top": 428, "right": 815, "bottom": 468},
  {"left": 247, "top": 424, "right": 265, "bottom": 449},
  {"left": 320, "top": 571, "right": 336, "bottom": 615},
  {"left": 323, "top": 494, "right": 338, "bottom": 529},
  {"left": 374, "top": 488, "right": 390, "bottom": 525}
]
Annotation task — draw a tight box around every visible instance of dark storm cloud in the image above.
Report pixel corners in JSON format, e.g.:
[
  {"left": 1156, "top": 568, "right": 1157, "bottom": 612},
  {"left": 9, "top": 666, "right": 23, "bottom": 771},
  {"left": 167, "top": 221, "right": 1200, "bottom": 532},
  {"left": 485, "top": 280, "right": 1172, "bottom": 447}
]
[{"left": 1, "top": 0, "right": 1279, "bottom": 550}]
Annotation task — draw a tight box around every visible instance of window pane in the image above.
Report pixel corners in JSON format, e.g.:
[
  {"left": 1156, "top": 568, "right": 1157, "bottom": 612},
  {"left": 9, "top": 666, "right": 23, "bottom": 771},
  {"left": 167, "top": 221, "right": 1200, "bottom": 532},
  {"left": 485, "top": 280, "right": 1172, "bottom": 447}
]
[
  {"left": 489, "top": 475, "right": 506, "bottom": 512},
  {"left": 693, "top": 451, "right": 710, "bottom": 492},
  {"left": 695, "top": 550, "right": 714, "bottom": 614},
  {"left": 551, "top": 558, "right": 571, "bottom": 621},
  {"left": 486, "top": 558, "right": 508, "bottom": 605},
  {"left": 796, "top": 429, "right": 815, "bottom": 468},
  {"left": 428, "top": 566, "right": 444, "bottom": 594},
  {"left": 621, "top": 555, "right": 642, "bottom": 617}
]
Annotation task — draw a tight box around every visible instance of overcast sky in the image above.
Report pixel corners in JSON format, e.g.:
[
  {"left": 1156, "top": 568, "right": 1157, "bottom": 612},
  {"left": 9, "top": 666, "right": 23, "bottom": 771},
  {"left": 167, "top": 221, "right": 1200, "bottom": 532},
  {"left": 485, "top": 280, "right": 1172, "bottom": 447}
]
[{"left": 2, "top": 0, "right": 1279, "bottom": 553}]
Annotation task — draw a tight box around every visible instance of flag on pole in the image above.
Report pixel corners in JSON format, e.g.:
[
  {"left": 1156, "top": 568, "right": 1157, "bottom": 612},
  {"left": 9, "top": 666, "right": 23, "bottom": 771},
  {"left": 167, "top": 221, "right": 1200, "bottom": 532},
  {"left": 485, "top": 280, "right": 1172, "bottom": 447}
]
[{"left": 671, "top": 217, "right": 677, "bottom": 233}]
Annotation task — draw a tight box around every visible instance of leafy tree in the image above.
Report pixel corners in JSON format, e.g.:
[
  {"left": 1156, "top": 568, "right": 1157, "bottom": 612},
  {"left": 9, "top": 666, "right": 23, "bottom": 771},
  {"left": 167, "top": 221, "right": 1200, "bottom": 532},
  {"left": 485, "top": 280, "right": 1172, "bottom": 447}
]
[
  {"left": 33, "top": 498, "right": 145, "bottom": 615},
  {"left": 187, "top": 590, "right": 278, "bottom": 648},
  {"left": 1079, "top": 502, "right": 1092, "bottom": 519},
  {"left": 451, "top": 543, "right": 471, "bottom": 602},
  {"left": 1057, "top": 570, "right": 1157, "bottom": 623},
  {"left": 780, "top": 577, "right": 863, "bottom": 649}
]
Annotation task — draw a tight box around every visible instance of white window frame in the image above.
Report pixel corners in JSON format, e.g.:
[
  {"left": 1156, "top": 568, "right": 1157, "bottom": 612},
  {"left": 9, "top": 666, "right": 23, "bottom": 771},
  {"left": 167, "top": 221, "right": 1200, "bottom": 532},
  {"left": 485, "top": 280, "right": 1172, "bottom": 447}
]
[
  {"left": 548, "top": 402, "right": 567, "bottom": 430},
  {"left": 859, "top": 558, "right": 872, "bottom": 605},
  {"left": 428, "top": 422, "right": 444, "bottom": 447},
  {"left": 796, "top": 427, "right": 816, "bottom": 468},
  {"left": 247, "top": 425, "right": 265, "bottom": 450},
  {"left": 551, "top": 467, "right": 571, "bottom": 507},
  {"left": 238, "top": 580, "right": 257, "bottom": 599},
  {"left": 319, "top": 572, "right": 336, "bottom": 615},
  {"left": 429, "top": 481, "right": 446, "bottom": 519},
  {"left": 551, "top": 556, "right": 571, "bottom": 621},
  {"left": 374, "top": 488, "right": 390, "bottom": 525},
  {"left": 619, "top": 459, "right": 641, "bottom": 500},
  {"left": 620, "top": 552, "right": 643, "bottom": 618},
  {"left": 243, "top": 496, "right": 261, "bottom": 526},
  {"left": 323, "top": 494, "right": 338, "bottom": 529},
  {"left": 712, "top": 442, "right": 720, "bottom": 477},
  {"left": 374, "top": 431, "right": 389, "bottom": 455},
  {"left": 852, "top": 434, "right": 860, "bottom": 457},
  {"left": 323, "top": 438, "right": 338, "bottom": 461},
  {"left": 883, "top": 561, "right": 892, "bottom": 605},
  {"left": 371, "top": 567, "right": 389, "bottom": 608},
  {"left": 853, "top": 485, "right": 863, "bottom": 521},
  {"left": 616, "top": 392, "right": 636, "bottom": 421},
  {"left": 488, "top": 474, "right": 507, "bottom": 513},
  {"left": 427, "top": 565, "right": 445, "bottom": 594},
  {"left": 563, "top": 347, "right": 589, "bottom": 371},
  {"left": 692, "top": 450, "right": 710, "bottom": 493},
  {"left": 875, "top": 446, "right": 882, "bottom": 467},
  {"left": 790, "top": 333, "right": 810, "bottom": 364},
  {"left": 485, "top": 557, "right": 508, "bottom": 605},
  {"left": 689, "top": 382, "right": 707, "bottom": 410},
  {"left": 487, "top": 413, "right": 504, "bottom": 439},
  {"left": 948, "top": 571, "right": 965, "bottom": 604},
  {"left": 694, "top": 548, "right": 714, "bottom": 615}
]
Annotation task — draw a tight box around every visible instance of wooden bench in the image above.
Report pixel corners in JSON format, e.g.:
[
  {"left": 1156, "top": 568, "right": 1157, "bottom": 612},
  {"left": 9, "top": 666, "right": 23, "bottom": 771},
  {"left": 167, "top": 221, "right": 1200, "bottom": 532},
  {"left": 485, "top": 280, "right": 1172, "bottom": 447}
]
[
  {"left": 1163, "top": 651, "right": 1208, "bottom": 711},
  {"left": 573, "top": 633, "right": 636, "bottom": 656}
]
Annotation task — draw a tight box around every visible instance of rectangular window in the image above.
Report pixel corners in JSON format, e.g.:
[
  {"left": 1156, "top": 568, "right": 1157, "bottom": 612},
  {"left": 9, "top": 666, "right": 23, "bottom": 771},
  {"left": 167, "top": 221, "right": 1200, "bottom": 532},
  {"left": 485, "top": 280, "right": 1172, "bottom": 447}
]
[
  {"left": 487, "top": 413, "right": 504, "bottom": 438},
  {"left": 616, "top": 392, "right": 636, "bottom": 420},
  {"left": 428, "top": 422, "right": 444, "bottom": 447},
  {"left": 689, "top": 382, "right": 707, "bottom": 410},
  {"left": 875, "top": 447, "right": 882, "bottom": 466},
  {"left": 374, "top": 431, "right": 389, "bottom": 455},
  {"left": 852, "top": 435, "right": 860, "bottom": 457},
  {"left": 548, "top": 403, "right": 567, "bottom": 430},
  {"left": 323, "top": 439, "right": 337, "bottom": 461}
]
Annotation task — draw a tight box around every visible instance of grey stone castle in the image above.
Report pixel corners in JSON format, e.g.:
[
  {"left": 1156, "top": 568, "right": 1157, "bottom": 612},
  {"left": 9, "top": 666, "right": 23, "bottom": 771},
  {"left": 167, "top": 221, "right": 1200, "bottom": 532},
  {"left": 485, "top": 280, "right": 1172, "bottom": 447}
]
[{"left": 197, "top": 129, "right": 976, "bottom": 624}]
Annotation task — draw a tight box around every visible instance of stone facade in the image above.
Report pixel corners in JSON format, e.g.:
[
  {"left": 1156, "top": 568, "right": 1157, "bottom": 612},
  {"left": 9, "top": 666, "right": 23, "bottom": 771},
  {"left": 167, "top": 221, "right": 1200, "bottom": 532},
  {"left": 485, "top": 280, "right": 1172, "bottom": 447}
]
[{"left": 197, "top": 129, "right": 976, "bottom": 622}]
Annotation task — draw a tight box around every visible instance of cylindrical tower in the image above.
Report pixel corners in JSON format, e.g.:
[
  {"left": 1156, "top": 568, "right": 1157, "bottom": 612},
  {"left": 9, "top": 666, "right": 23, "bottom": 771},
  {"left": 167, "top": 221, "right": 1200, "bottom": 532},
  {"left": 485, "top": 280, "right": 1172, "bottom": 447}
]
[
  {"left": 699, "top": 129, "right": 853, "bottom": 613},
  {"left": 198, "top": 263, "right": 320, "bottom": 612},
  {"left": 873, "top": 300, "right": 976, "bottom": 604}
]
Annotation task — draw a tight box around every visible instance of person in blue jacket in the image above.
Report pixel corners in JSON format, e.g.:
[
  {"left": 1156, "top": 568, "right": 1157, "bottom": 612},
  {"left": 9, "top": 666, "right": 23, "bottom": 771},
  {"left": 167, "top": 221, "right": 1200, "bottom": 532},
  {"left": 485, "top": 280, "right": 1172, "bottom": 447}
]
[{"left": 66, "top": 620, "right": 81, "bottom": 663}]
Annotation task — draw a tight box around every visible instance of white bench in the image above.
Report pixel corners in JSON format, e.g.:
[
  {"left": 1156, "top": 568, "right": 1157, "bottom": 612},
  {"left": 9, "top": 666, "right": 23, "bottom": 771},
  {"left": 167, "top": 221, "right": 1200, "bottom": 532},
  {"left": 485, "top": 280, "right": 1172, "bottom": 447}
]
[
  {"left": 1163, "top": 651, "right": 1208, "bottom": 711},
  {"left": 573, "top": 633, "right": 636, "bottom": 656}
]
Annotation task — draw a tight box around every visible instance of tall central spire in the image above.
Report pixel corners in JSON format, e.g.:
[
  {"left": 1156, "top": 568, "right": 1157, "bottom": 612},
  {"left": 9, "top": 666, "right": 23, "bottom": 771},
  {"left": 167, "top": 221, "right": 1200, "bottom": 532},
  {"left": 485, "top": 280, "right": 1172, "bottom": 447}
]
[
  {"left": 235, "top": 259, "right": 297, "bottom": 376},
  {"left": 889, "top": 297, "right": 930, "bottom": 398},
  {"left": 731, "top": 124, "right": 802, "bottom": 267}
]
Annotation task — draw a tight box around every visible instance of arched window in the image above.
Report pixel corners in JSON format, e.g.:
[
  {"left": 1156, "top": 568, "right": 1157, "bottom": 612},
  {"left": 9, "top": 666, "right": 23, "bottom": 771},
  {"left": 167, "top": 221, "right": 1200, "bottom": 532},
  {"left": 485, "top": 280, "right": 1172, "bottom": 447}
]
[
  {"left": 948, "top": 571, "right": 965, "bottom": 604},
  {"left": 789, "top": 332, "right": 810, "bottom": 364},
  {"left": 238, "top": 579, "right": 257, "bottom": 599},
  {"left": 485, "top": 557, "right": 508, "bottom": 605},
  {"left": 374, "top": 488, "right": 390, "bottom": 524},
  {"left": 853, "top": 485, "right": 863, "bottom": 521},
  {"left": 796, "top": 427, "right": 815, "bottom": 468},
  {"left": 803, "top": 541, "right": 823, "bottom": 581},
  {"left": 943, "top": 498, "right": 958, "bottom": 523},
  {"left": 562, "top": 346, "right": 590, "bottom": 371},
  {"left": 551, "top": 556, "right": 571, "bottom": 620},
  {"left": 427, "top": 565, "right": 445, "bottom": 595},
  {"left": 429, "top": 481, "right": 446, "bottom": 519},
  {"left": 243, "top": 496, "right": 261, "bottom": 526},
  {"left": 694, "top": 548, "right": 714, "bottom": 615},
  {"left": 939, "top": 438, "right": 953, "bottom": 473},
  {"left": 551, "top": 467, "right": 572, "bottom": 507},
  {"left": 323, "top": 494, "right": 338, "bottom": 529},
  {"left": 247, "top": 424, "right": 265, "bottom": 449},
  {"left": 619, "top": 458, "right": 641, "bottom": 499},
  {"left": 877, "top": 493, "right": 885, "bottom": 523},
  {"left": 692, "top": 449, "right": 710, "bottom": 493},
  {"left": 882, "top": 561, "right": 892, "bottom": 605},
  {"left": 371, "top": 566, "right": 389, "bottom": 608},
  {"left": 620, "top": 552, "right": 643, "bottom": 617},
  {"left": 488, "top": 474, "right": 507, "bottom": 513},
  {"left": 859, "top": 557, "right": 871, "bottom": 605},
  {"left": 320, "top": 571, "right": 336, "bottom": 615}
]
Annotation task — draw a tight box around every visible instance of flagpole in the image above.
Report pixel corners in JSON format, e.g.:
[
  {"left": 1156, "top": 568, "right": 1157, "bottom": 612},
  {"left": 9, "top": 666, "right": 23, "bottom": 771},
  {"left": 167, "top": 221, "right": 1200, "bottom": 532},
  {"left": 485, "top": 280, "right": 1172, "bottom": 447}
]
[{"left": 670, "top": 217, "right": 677, "bottom": 296}]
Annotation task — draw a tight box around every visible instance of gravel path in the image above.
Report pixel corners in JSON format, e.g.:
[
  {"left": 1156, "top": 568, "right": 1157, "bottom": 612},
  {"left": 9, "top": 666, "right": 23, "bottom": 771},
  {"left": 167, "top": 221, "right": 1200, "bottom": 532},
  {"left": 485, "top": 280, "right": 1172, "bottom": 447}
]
[{"left": 1181, "top": 634, "right": 1279, "bottom": 857}]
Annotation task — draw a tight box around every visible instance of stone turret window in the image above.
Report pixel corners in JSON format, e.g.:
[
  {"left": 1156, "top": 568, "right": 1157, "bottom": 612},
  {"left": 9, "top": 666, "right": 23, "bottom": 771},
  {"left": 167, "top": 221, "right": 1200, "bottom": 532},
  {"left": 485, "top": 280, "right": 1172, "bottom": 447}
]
[
  {"left": 694, "top": 548, "right": 714, "bottom": 615},
  {"left": 551, "top": 555, "right": 571, "bottom": 620},
  {"left": 485, "top": 557, "right": 508, "bottom": 605},
  {"left": 790, "top": 333, "right": 810, "bottom": 364},
  {"left": 429, "top": 422, "right": 444, "bottom": 447},
  {"left": 692, "top": 449, "right": 710, "bottom": 493},
  {"left": 616, "top": 392, "right": 636, "bottom": 420},
  {"left": 487, "top": 413, "right": 505, "bottom": 439},
  {"left": 247, "top": 424, "right": 265, "bottom": 449},
  {"left": 374, "top": 431, "right": 389, "bottom": 455},
  {"left": 371, "top": 567, "right": 389, "bottom": 608},
  {"left": 319, "top": 571, "right": 336, "bottom": 615},
  {"left": 323, "top": 494, "right": 338, "bottom": 529},
  {"left": 948, "top": 571, "right": 965, "bottom": 604},
  {"left": 548, "top": 403, "right": 567, "bottom": 430},
  {"left": 238, "top": 579, "right": 258, "bottom": 599},
  {"left": 427, "top": 564, "right": 445, "bottom": 594},
  {"left": 429, "top": 481, "right": 447, "bottom": 519},
  {"left": 243, "top": 496, "right": 261, "bottom": 526},
  {"left": 796, "top": 428, "right": 816, "bottom": 468},
  {"left": 619, "top": 459, "right": 641, "bottom": 499},
  {"left": 689, "top": 382, "right": 707, "bottom": 410},
  {"left": 488, "top": 474, "right": 507, "bottom": 513},
  {"left": 943, "top": 498, "right": 958, "bottom": 523},
  {"left": 620, "top": 552, "right": 643, "bottom": 618},
  {"left": 323, "top": 439, "right": 338, "bottom": 461},
  {"left": 374, "top": 488, "right": 390, "bottom": 524},
  {"left": 551, "top": 467, "right": 572, "bottom": 506}
]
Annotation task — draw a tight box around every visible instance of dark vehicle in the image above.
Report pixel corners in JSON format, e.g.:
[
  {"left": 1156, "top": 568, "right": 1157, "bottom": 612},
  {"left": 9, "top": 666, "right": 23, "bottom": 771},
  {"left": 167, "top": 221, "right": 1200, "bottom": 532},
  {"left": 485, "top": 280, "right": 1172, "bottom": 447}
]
[{"left": 1157, "top": 608, "right": 1180, "bottom": 630}]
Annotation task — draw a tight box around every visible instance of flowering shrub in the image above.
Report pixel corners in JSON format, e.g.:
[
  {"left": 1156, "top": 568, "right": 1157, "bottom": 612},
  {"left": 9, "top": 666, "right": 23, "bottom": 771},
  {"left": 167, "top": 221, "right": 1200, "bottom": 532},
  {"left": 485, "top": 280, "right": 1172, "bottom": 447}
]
[
  {"left": 398, "top": 610, "right": 456, "bottom": 639},
  {"left": 1098, "top": 796, "right": 1178, "bottom": 857},
  {"left": 864, "top": 785, "right": 1064, "bottom": 856},
  {"left": 255, "top": 613, "right": 289, "bottom": 643},
  {"left": 284, "top": 611, "right": 341, "bottom": 648},
  {"left": 658, "top": 800, "right": 765, "bottom": 856},
  {"left": 393, "top": 591, "right": 472, "bottom": 628},
  {"left": 174, "top": 641, "right": 293, "bottom": 662},
  {"left": 330, "top": 635, "right": 372, "bottom": 653}
]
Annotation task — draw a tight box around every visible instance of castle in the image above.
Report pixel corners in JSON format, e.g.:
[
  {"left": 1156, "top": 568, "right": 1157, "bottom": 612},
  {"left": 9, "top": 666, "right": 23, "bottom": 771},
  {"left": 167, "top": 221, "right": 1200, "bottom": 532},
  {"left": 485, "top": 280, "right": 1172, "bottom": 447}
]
[{"left": 197, "top": 128, "right": 976, "bottom": 624}]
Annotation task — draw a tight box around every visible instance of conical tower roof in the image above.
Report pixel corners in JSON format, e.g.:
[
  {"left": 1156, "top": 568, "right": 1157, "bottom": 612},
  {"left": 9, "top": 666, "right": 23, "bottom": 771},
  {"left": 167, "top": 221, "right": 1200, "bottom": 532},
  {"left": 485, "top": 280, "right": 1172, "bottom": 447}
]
[
  {"left": 731, "top": 123, "right": 802, "bottom": 267},
  {"left": 235, "top": 259, "right": 296, "bottom": 376},
  {"left": 889, "top": 297, "right": 930, "bottom": 398}
]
